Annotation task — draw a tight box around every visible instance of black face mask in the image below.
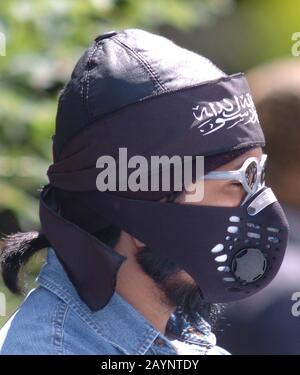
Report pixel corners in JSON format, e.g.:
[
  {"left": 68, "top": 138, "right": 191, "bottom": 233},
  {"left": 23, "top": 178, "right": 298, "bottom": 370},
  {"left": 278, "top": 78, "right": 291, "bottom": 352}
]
[
  {"left": 39, "top": 73, "right": 289, "bottom": 311},
  {"left": 77, "top": 185, "right": 289, "bottom": 303}
]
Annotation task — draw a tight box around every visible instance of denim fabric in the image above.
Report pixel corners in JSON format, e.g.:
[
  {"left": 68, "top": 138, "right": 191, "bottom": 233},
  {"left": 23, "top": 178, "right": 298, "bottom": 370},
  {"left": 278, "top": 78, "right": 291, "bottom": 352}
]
[{"left": 0, "top": 247, "right": 230, "bottom": 355}]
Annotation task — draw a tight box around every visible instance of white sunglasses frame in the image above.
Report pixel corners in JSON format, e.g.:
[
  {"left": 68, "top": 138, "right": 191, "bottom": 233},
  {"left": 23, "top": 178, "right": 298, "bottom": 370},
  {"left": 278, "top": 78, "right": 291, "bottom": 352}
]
[{"left": 204, "top": 153, "right": 268, "bottom": 206}]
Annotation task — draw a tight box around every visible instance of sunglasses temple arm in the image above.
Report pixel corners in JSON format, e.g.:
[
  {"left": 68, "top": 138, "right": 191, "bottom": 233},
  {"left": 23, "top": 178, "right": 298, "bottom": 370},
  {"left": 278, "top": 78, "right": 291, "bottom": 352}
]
[{"left": 204, "top": 171, "right": 241, "bottom": 180}]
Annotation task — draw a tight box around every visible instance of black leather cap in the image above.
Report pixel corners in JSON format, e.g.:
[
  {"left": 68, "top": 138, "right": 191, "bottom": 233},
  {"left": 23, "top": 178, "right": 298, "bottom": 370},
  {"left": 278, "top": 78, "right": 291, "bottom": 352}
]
[{"left": 54, "top": 28, "right": 226, "bottom": 158}]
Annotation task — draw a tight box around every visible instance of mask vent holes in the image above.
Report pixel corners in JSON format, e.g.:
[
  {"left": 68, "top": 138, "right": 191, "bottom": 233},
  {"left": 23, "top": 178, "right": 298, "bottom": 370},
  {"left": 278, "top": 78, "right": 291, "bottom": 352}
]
[
  {"left": 267, "top": 227, "right": 279, "bottom": 233},
  {"left": 268, "top": 236, "right": 280, "bottom": 244},
  {"left": 214, "top": 254, "right": 228, "bottom": 263},
  {"left": 247, "top": 232, "right": 261, "bottom": 239},
  {"left": 227, "top": 226, "right": 239, "bottom": 234},
  {"left": 217, "top": 266, "right": 230, "bottom": 272},
  {"left": 247, "top": 222, "right": 261, "bottom": 230},
  {"left": 223, "top": 277, "right": 235, "bottom": 282},
  {"left": 229, "top": 216, "right": 241, "bottom": 223},
  {"left": 210, "top": 244, "right": 224, "bottom": 254}
]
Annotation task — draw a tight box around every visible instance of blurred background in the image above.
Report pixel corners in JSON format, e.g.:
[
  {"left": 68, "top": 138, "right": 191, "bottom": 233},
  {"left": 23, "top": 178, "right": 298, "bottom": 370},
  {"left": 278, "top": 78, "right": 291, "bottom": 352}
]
[{"left": 0, "top": 0, "right": 299, "bottom": 353}]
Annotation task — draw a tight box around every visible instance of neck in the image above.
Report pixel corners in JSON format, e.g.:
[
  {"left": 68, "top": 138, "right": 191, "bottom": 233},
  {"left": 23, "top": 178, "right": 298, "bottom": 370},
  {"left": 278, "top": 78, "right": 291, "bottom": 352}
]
[{"left": 115, "top": 249, "right": 175, "bottom": 335}]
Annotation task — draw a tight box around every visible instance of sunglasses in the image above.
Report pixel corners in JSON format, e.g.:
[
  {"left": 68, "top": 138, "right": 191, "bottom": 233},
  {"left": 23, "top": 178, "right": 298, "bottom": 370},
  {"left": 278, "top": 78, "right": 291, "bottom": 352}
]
[{"left": 204, "top": 154, "right": 268, "bottom": 205}]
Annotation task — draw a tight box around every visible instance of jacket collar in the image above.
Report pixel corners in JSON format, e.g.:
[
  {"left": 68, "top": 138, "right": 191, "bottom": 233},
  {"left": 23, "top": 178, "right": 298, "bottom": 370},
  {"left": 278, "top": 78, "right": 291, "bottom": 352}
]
[{"left": 38, "top": 247, "right": 215, "bottom": 354}]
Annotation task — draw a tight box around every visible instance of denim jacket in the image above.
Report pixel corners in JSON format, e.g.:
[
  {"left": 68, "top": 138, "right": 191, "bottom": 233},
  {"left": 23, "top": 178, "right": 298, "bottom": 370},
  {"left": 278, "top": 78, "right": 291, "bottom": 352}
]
[{"left": 0, "top": 247, "right": 230, "bottom": 355}]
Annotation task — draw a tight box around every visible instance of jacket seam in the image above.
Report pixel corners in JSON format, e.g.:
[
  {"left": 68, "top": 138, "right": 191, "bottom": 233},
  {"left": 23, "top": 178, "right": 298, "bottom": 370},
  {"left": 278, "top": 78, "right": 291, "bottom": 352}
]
[
  {"left": 135, "top": 328, "right": 160, "bottom": 355},
  {"left": 52, "top": 300, "right": 69, "bottom": 355}
]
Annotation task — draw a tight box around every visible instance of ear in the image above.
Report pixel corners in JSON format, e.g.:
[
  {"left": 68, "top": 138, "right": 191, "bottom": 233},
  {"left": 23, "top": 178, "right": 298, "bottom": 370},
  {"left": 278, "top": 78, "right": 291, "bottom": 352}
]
[
  {"left": 118, "top": 230, "right": 145, "bottom": 250},
  {"left": 132, "top": 235, "right": 145, "bottom": 249}
]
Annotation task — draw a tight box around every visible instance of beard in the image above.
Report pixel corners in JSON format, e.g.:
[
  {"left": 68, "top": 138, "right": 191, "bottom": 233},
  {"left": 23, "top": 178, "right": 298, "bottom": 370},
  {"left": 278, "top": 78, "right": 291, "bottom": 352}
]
[{"left": 135, "top": 245, "right": 223, "bottom": 327}]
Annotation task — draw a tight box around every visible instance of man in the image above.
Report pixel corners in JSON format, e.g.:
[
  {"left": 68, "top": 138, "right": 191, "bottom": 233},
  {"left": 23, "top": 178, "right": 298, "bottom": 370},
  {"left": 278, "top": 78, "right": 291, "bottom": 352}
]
[{"left": 0, "top": 28, "right": 289, "bottom": 355}]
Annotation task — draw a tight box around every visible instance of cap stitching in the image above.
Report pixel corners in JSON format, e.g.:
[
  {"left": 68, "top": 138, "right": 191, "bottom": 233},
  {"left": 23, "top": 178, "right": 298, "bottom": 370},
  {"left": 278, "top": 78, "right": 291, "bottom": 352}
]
[
  {"left": 80, "top": 74, "right": 84, "bottom": 98},
  {"left": 83, "top": 40, "right": 103, "bottom": 121},
  {"left": 111, "top": 36, "right": 169, "bottom": 93}
]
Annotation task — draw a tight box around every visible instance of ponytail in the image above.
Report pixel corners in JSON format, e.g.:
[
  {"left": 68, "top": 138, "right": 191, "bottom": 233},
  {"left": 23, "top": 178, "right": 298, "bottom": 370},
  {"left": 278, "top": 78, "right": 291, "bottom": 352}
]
[
  {"left": 0, "top": 231, "right": 49, "bottom": 294},
  {"left": 0, "top": 224, "right": 122, "bottom": 295}
]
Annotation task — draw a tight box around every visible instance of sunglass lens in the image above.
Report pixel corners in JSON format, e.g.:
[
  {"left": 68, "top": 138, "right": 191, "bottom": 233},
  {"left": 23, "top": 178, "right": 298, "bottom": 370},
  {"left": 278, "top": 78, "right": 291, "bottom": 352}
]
[{"left": 245, "top": 161, "right": 257, "bottom": 190}]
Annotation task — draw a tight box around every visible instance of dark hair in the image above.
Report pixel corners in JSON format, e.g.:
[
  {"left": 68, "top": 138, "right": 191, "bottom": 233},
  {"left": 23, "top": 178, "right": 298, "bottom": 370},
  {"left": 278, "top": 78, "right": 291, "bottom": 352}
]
[{"left": 0, "top": 225, "right": 121, "bottom": 295}]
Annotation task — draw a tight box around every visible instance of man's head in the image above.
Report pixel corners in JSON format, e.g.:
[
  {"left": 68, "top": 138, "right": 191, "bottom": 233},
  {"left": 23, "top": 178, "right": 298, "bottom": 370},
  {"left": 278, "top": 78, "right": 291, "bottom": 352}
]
[{"left": 39, "top": 28, "right": 288, "bottom": 315}]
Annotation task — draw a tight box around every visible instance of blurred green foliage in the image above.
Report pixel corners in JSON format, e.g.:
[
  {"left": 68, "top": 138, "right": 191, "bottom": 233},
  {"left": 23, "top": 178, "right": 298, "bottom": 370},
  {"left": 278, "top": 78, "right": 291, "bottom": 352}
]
[{"left": 204, "top": 0, "right": 300, "bottom": 72}]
